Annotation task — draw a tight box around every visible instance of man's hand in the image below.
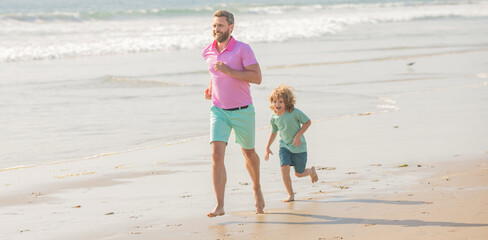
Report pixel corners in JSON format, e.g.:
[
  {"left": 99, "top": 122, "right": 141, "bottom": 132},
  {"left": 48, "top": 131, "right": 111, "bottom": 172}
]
[
  {"left": 204, "top": 86, "right": 212, "bottom": 100},
  {"left": 214, "top": 61, "right": 231, "bottom": 74},
  {"left": 214, "top": 62, "right": 261, "bottom": 85}
]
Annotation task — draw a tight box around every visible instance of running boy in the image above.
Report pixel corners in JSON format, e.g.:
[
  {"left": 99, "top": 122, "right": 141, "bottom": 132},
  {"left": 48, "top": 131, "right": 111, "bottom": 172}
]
[{"left": 264, "top": 84, "right": 318, "bottom": 202}]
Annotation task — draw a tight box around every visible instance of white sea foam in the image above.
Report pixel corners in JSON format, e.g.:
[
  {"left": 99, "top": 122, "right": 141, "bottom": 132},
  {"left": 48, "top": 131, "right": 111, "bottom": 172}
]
[{"left": 1, "top": 1, "right": 488, "bottom": 62}]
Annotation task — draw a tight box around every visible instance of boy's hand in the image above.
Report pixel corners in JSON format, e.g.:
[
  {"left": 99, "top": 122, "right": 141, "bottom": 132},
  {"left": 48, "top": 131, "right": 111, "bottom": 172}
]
[
  {"left": 293, "top": 135, "right": 302, "bottom": 147},
  {"left": 264, "top": 148, "right": 273, "bottom": 161}
]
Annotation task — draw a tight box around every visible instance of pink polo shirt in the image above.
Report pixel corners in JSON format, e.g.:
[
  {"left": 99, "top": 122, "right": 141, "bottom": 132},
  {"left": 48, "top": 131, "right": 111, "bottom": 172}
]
[{"left": 202, "top": 37, "right": 258, "bottom": 109}]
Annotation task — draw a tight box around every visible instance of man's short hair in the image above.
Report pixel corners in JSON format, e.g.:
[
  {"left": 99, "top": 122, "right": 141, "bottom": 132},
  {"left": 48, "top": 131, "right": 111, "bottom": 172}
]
[{"left": 214, "top": 10, "right": 234, "bottom": 25}]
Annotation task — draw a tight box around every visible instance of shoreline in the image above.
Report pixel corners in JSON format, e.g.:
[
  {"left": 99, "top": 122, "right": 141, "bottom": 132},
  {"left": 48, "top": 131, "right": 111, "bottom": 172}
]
[{"left": 2, "top": 15, "right": 488, "bottom": 169}]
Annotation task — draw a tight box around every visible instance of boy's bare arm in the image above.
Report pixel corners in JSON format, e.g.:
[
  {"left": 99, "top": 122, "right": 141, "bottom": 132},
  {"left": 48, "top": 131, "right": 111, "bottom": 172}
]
[
  {"left": 265, "top": 132, "right": 278, "bottom": 160},
  {"left": 265, "top": 132, "right": 278, "bottom": 148},
  {"left": 293, "top": 120, "right": 311, "bottom": 147}
]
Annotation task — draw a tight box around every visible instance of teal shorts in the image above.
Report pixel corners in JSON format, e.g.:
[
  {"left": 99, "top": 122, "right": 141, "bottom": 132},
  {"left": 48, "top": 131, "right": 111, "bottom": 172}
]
[
  {"left": 279, "top": 147, "right": 307, "bottom": 174},
  {"left": 210, "top": 104, "right": 255, "bottom": 149}
]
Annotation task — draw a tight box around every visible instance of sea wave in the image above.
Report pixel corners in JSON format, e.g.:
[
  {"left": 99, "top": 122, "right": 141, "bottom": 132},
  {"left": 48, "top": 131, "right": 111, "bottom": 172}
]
[
  {"left": 1, "top": 1, "right": 487, "bottom": 23},
  {"left": 1, "top": 1, "right": 487, "bottom": 62},
  {"left": 0, "top": 8, "right": 215, "bottom": 22}
]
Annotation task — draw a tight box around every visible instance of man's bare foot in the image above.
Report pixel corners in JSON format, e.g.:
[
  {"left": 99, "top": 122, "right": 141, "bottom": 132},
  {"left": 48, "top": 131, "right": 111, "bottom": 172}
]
[
  {"left": 207, "top": 206, "right": 225, "bottom": 218},
  {"left": 255, "top": 190, "right": 265, "bottom": 214},
  {"left": 311, "top": 166, "right": 318, "bottom": 183},
  {"left": 282, "top": 195, "right": 294, "bottom": 202}
]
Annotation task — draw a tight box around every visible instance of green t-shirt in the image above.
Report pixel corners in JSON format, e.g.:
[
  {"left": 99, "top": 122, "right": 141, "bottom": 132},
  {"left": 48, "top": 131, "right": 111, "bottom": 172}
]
[{"left": 270, "top": 108, "right": 310, "bottom": 153}]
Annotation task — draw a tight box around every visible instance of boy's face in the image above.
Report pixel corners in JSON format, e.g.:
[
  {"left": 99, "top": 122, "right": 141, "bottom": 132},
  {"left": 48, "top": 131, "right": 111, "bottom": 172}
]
[{"left": 272, "top": 97, "right": 286, "bottom": 115}]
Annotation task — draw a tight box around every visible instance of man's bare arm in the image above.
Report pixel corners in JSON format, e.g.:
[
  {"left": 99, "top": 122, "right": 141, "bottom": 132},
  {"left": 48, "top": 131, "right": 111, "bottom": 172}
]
[{"left": 214, "top": 62, "right": 262, "bottom": 85}]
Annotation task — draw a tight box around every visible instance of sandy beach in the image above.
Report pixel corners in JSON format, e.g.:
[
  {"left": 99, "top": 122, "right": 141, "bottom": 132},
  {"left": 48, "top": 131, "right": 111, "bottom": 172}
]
[
  {"left": 2, "top": 1, "right": 488, "bottom": 239},
  {"left": 2, "top": 64, "right": 487, "bottom": 239}
]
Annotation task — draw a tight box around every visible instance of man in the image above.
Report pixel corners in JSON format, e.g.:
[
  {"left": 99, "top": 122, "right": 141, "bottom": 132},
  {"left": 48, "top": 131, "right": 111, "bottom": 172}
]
[{"left": 202, "top": 10, "right": 265, "bottom": 217}]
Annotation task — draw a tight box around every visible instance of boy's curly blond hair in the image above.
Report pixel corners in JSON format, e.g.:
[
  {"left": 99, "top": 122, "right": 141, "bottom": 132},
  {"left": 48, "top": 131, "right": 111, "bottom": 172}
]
[{"left": 269, "top": 84, "right": 296, "bottom": 114}]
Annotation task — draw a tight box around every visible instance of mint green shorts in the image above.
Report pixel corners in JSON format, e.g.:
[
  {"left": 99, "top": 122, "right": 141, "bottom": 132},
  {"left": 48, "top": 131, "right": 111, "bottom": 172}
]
[{"left": 210, "top": 104, "right": 255, "bottom": 149}]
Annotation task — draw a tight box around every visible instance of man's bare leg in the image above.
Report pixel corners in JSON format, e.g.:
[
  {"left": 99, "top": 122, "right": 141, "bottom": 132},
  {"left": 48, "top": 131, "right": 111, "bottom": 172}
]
[
  {"left": 242, "top": 148, "right": 265, "bottom": 214},
  {"left": 208, "top": 141, "right": 227, "bottom": 218}
]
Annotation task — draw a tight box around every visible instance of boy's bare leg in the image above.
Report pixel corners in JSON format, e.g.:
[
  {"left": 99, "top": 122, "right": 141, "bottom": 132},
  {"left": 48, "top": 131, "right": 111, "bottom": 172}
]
[
  {"left": 280, "top": 165, "right": 294, "bottom": 202},
  {"left": 208, "top": 141, "right": 227, "bottom": 218},
  {"left": 242, "top": 148, "right": 265, "bottom": 214},
  {"left": 295, "top": 166, "right": 318, "bottom": 183},
  {"left": 310, "top": 166, "right": 318, "bottom": 183}
]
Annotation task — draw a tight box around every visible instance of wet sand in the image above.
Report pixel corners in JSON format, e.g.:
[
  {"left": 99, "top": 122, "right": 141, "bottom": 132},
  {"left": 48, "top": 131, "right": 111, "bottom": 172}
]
[{"left": 1, "top": 75, "right": 487, "bottom": 239}]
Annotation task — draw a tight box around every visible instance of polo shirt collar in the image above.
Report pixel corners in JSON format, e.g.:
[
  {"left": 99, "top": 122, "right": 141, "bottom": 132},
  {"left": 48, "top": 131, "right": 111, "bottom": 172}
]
[{"left": 212, "top": 36, "right": 236, "bottom": 53}]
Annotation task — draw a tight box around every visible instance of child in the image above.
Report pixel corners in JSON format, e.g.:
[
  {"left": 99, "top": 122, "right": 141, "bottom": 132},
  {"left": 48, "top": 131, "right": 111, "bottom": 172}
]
[{"left": 265, "top": 84, "right": 318, "bottom": 202}]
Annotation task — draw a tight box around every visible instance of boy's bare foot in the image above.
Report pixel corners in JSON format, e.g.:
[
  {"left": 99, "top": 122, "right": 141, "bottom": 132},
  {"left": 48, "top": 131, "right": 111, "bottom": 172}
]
[
  {"left": 282, "top": 195, "right": 294, "bottom": 202},
  {"left": 311, "top": 166, "right": 318, "bottom": 183},
  {"left": 207, "top": 206, "right": 225, "bottom": 218},
  {"left": 255, "top": 190, "right": 265, "bottom": 214}
]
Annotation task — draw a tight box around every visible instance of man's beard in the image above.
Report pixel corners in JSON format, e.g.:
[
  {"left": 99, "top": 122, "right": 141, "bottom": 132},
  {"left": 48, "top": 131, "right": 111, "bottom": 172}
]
[{"left": 213, "top": 29, "right": 230, "bottom": 43}]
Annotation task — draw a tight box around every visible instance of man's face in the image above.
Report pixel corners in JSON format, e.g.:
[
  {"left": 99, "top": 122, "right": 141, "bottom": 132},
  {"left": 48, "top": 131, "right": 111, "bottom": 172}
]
[{"left": 212, "top": 17, "right": 233, "bottom": 43}]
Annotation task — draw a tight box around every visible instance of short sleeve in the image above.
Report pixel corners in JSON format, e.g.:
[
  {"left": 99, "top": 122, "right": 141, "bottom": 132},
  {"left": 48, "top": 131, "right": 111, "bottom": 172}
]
[
  {"left": 270, "top": 116, "right": 278, "bottom": 133},
  {"left": 241, "top": 44, "right": 258, "bottom": 67},
  {"left": 202, "top": 43, "right": 212, "bottom": 61},
  {"left": 294, "top": 109, "right": 310, "bottom": 124}
]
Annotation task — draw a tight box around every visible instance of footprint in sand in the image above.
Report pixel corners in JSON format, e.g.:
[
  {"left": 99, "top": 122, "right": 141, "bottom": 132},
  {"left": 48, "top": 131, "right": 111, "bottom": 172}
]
[
  {"left": 166, "top": 224, "right": 182, "bottom": 227},
  {"left": 317, "top": 167, "right": 336, "bottom": 171}
]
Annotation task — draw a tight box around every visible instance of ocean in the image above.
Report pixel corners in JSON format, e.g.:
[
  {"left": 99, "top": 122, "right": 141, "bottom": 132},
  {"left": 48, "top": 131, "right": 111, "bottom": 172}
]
[
  {"left": 2, "top": 0, "right": 488, "bottom": 62},
  {"left": 1, "top": 0, "right": 487, "bottom": 169}
]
